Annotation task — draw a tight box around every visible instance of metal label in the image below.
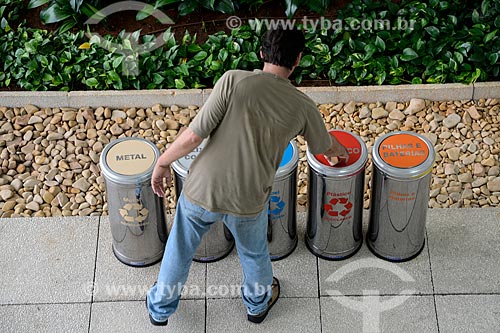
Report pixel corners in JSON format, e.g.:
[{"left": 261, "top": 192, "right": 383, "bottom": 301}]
[{"left": 106, "top": 140, "right": 156, "bottom": 176}]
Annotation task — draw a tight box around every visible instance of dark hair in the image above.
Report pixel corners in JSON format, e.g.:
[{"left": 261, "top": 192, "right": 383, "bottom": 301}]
[{"left": 260, "top": 26, "right": 305, "bottom": 70}]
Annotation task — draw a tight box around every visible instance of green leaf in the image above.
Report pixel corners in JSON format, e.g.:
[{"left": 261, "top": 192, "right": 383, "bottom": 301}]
[
  {"left": 285, "top": 0, "right": 299, "bottom": 18},
  {"left": 401, "top": 48, "right": 419, "bottom": 61},
  {"left": 218, "top": 49, "right": 228, "bottom": 62},
  {"left": 495, "top": 16, "right": 500, "bottom": 28},
  {"left": 246, "top": 51, "right": 259, "bottom": 62},
  {"left": 299, "top": 54, "right": 314, "bottom": 67},
  {"left": 481, "top": 0, "right": 490, "bottom": 15},
  {"left": 454, "top": 51, "right": 464, "bottom": 64},
  {"left": 425, "top": 26, "right": 440, "bottom": 38},
  {"left": 153, "top": 73, "right": 164, "bottom": 85},
  {"left": 178, "top": 0, "right": 198, "bottom": 16},
  {"left": 484, "top": 29, "right": 497, "bottom": 43},
  {"left": 472, "top": 9, "right": 480, "bottom": 24},
  {"left": 214, "top": 0, "right": 235, "bottom": 14},
  {"left": 85, "top": 77, "right": 98, "bottom": 87},
  {"left": 488, "top": 53, "right": 499, "bottom": 65},
  {"left": 123, "top": 39, "right": 132, "bottom": 50},
  {"left": 40, "top": 5, "right": 71, "bottom": 24},
  {"left": 174, "top": 78, "right": 185, "bottom": 89},
  {"left": 28, "top": 0, "right": 50, "bottom": 9},
  {"left": 193, "top": 51, "right": 207, "bottom": 61},
  {"left": 112, "top": 56, "right": 124, "bottom": 69},
  {"left": 374, "top": 36, "right": 385, "bottom": 52},
  {"left": 58, "top": 19, "right": 76, "bottom": 34},
  {"left": 108, "top": 70, "right": 121, "bottom": 82}
]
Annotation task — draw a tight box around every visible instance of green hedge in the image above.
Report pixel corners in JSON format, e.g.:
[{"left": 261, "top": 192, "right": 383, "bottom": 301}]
[{"left": 0, "top": 0, "right": 499, "bottom": 91}]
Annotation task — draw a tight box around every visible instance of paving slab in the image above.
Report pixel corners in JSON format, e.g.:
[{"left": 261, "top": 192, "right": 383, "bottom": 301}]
[
  {"left": 206, "top": 297, "right": 320, "bottom": 333},
  {"left": 318, "top": 211, "right": 433, "bottom": 297},
  {"left": 94, "top": 216, "right": 206, "bottom": 301},
  {"left": 435, "top": 295, "right": 500, "bottom": 332},
  {"left": 0, "top": 217, "right": 99, "bottom": 304},
  {"left": 206, "top": 213, "right": 318, "bottom": 298},
  {"left": 89, "top": 300, "right": 205, "bottom": 333},
  {"left": 427, "top": 208, "right": 500, "bottom": 294},
  {"left": 321, "top": 295, "right": 437, "bottom": 332},
  {"left": 0, "top": 303, "right": 90, "bottom": 333}
]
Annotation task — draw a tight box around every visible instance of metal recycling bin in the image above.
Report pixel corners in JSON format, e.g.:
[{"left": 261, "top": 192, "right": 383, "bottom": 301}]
[
  {"left": 100, "top": 137, "right": 168, "bottom": 267},
  {"left": 306, "top": 130, "right": 368, "bottom": 260},
  {"left": 171, "top": 140, "right": 235, "bottom": 263},
  {"left": 268, "top": 141, "right": 299, "bottom": 260},
  {"left": 367, "top": 131, "right": 435, "bottom": 262}
]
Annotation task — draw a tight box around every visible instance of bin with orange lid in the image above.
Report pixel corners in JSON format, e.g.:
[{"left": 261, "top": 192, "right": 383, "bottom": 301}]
[
  {"left": 171, "top": 139, "right": 235, "bottom": 263},
  {"left": 305, "top": 130, "right": 368, "bottom": 260},
  {"left": 100, "top": 137, "right": 168, "bottom": 267},
  {"left": 368, "top": 131, "right": 435, "bottom": 262}
]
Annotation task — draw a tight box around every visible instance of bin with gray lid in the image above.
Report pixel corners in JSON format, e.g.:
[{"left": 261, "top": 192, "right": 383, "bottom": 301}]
[
  {"left": 171, "top": 140, "right": 235, "bottom": 262},
  {"left": 368, "top": 131, "right": 435, "bottom": 262},
  {"left": 306, "top": 130, "right": 368, "bottom": 260},
  {"left": 268, "top": 140, "right": 299, "bottom": 260},
  {"left": 100, "top": 137, "right": 168, "bottom": 267}
]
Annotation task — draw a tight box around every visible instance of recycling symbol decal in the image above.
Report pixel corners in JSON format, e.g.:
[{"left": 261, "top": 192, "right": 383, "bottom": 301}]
[
  {"left": 119, "top": 197, "right": 149, "bottom": 226},
  {"left": 324, "top": 197, "right": 353, "bottom": 217},
  {"left": 269, "top": 195, "right": 285, "bottom": 215}
]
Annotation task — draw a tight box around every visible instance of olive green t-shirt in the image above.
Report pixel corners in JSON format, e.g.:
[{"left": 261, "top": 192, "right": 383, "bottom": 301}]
[{"left": 183, "top": 69, "right": 331, "bottom": 216}]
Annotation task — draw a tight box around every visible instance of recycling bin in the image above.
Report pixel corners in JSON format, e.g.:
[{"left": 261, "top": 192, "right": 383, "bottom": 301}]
[
  {"left": 367, "top": 131, "right": 435, "bottom": 262},
  {"left": 171, "top": 140, "right": 235, "bottom": 262},
  {"left": 268, "top": 141, "right": 299, "bottom": 260},
  {"left": 306, "top": 130, "right": 368, "bottom": 260},
  {"left": 100, "top": 137, "right": 168, "bottom": 267}
]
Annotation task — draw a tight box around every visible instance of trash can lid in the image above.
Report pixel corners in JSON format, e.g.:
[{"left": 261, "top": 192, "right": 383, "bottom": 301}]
[
  {"left": 306, "top": 130, "right": 368, "bottom": 177},
  {"left": 100, "top": 137, "right": 160, "bottom": 184},
  {"left": 372, "top": 131, "right": 435, "bottom": 179},
  {"left": 171, "top": 139, "right": 207, "bottom": 178},
  {"left": 275, "top": 141, "right": 299, "bottom": 179}
]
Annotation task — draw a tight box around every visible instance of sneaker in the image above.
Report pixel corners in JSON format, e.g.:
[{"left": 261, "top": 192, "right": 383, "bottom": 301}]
[
  {"left": 247, "top": 277, "right": 280, "bottom": 324},
  {"left": 145, "top": 289, "right": 169, "bottom": 326}
]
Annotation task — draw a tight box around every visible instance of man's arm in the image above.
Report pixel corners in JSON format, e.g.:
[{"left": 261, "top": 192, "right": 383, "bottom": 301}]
[
  {"left": 151, "top": 127, "right": 203, "bottom": 197},
  {"left": 323, "top": 136, "right": 349, "bottom": 165}
]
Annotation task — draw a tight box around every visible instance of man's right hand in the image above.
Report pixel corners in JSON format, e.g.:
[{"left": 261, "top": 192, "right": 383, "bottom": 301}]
[{"left": 324, "top": 137, "right": 349, "bottom": 165}]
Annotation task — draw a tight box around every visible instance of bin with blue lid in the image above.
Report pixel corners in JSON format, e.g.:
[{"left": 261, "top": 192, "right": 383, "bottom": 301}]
[
  {"left": 306, "top": 130, "right": 368, "bottom": 260},
  {"left": 100, "top": 137, "right": 168, "bottom": 267},
  {"left": 268, "top": 140, "right": 300, "bottom": 260},
  {"left": 171, "top": 140, "right": 235, "bottom": 262}
]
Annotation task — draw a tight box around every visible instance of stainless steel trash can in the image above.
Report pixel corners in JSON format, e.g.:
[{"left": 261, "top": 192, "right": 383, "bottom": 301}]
[
  {"left": 268, "top": 141, "right": 299, "bottom": 260},
  {"left": 100, "top": 137, "right": 168, "bottom": 267},
  {"left": 171, "top": 140, "right": 235, "bottom": 263},
  {"left": 367, "top": 131, "right": 435, "bottom": 262},
  {"left": 306, "top": 130, "right": 368, "bottom": 260}
]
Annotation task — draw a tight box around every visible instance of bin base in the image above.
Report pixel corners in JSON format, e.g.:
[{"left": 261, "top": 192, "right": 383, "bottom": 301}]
[
  {"left": 112, "top": 245, "right": 164, "bottom": 268},
  {"left": 366, "top": 238, "right": 426, "bottom": 263},
  {"left": 305, "top": 238, "right": 362, "bottom": 261},
  {"left": 193, "top": 242, "right": 235, "bottom": 263},
  {"left": 270, "top": 237, "right": 298, "bottom": 261}
]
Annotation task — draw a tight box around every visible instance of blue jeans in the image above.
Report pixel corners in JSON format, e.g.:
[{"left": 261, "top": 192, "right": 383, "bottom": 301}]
[{"left": 147, "top": 192, "right": 273, "bottom": 322}]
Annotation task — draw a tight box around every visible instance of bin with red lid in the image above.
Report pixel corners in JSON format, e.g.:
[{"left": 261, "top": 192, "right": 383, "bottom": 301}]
[
  {"left": 368, "top": 131, "right": 435, "bottom": 262},
  {"left": 305, "top": 130, "right": 368, "bottom": 260}
]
